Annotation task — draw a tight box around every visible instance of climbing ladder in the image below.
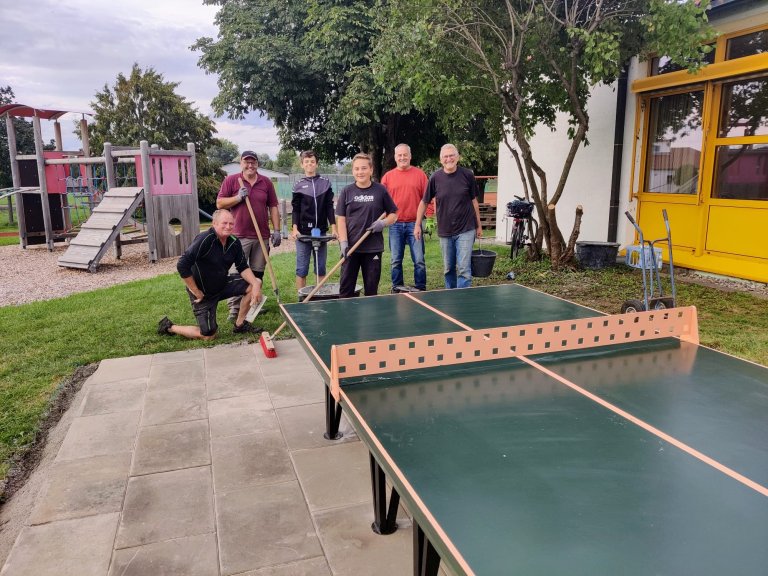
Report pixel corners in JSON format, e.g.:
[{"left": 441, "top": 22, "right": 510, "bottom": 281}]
[{"left": 57, "top": 186, "right": 145, "bottom": 272}]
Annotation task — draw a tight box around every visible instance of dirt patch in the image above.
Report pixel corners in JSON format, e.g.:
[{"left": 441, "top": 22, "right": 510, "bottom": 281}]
[{"left": 0, "top": 364, "right": 98, "bottom": 503}]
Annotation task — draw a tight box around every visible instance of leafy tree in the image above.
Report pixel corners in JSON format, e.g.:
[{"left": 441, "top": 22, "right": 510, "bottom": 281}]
[
  {"left": 0, "top": 86, "right": 36, "bottom": 190},
  {"left": 374, "top": 0, "right": 714, "bottom": 266},
  {"left": 271, "top": 148, "right": 299, "bottom": 173},
  {"left": 206, "top": 138, "right": 239, "bottom": 165},
  {"left": 193, "top": 0, "right": 497, "bottom": 179},
  {"left": 87, "top": 64, "right": 223, "bottom": 205}
]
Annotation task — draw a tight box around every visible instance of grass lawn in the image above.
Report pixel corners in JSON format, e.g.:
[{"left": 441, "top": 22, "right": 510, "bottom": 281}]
[{"left": 1, "top": 232, "right": 767, "bottom": 482}]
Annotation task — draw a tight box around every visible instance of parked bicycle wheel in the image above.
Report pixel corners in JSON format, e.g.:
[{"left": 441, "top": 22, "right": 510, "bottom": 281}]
[{"left": 510, "top": 221, "right": 525, "bottom": 260}]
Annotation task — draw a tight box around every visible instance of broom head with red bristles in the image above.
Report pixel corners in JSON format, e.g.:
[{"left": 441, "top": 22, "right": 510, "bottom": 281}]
[{"left": 260, "top": 331, "right": 277, "bottom": 358}]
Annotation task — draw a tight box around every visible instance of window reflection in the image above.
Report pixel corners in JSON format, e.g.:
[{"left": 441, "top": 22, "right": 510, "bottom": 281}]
[
  {"left": 718, "top": 77, "right": 768, "bottom": 137},
  {"left": 726, "top": 30, "right": 768, "bottom": 60},
  {"left": 713, "top": 145, "right": 768, "bottom": 200},
  {"left": 645, "top": 92, "right": 703, "bottom": 194},
  {"left": 650, "top": 50, "right": 715, "bottom": 76}
]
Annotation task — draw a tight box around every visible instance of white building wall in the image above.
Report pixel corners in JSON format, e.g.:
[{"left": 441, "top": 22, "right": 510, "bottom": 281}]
[{"left": 496, "top": 58, "right": 645, "bottom": 250}]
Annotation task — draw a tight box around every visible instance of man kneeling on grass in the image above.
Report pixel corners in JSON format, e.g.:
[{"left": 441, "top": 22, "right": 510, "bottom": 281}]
[{"left": 158, "top": 209, "right": 264, "bottom": 340}]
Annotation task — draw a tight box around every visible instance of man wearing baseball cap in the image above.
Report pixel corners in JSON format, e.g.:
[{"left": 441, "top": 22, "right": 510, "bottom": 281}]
[{"left": 216, "top": 151, "right": 281, "bottom": 320}]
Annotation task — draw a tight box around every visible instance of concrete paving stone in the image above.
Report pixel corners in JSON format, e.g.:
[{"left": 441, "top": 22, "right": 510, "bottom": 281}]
[
  {"left": 238, "top": 557, "right": 331, "bottom": 576},
  {"left": 216, "top": 481, "right": 322, "bottom": 575},
  {"left": 265, "top": 369, "right": 326, "bottom": 409},
  {"left": 206, "top": 369, "right": 266, "bottom": 400},
  {"left": 132, "top": 420, "right": 210, "bottom": 476},
  {"left": 277, "top": 404, "right": 356, "bottom": 451},
  {"left": 0, "top": 513, "right": 119, "bottom": 576},
  {"left": 258, "top": 340, "right": 317, "bottom": 377},
  {"left": 275, "top": 403, "right": 329, "bottom": 451},
  {"left": 204, "top": 342, "right": 260, "bottom": 366},
  {"left": 141, "top": 382, "right": 207, "bottom": 426},
  {"left": 148, "top": 360, "right": 205, "bottom": 388},
  {"left": 79, "top": 379, "right": 146, "bottom": 417},
  {"left": 208, "top": 392, "right": 277, "bottom": 439},
  {"left": 88, "top": 355, "right": 152, "bottom": 385},
  {"left": 313, "top": 502, "right": 413, "bottom": 576},
  {"left": 115, "top": 466, "right": 214, "bottom": 549},
  {"left": 152, "top": 348, "right": 205, "bottom": 365},
  {"left": 55, "top": 411, "right": 140, "bottom": 462},
  {"left": 211, "top": 429, "right": 294, "bottom": 492},
  {"left": 29, "top": 453, "right": 131, "bottom": 525},
  {"left": 292, "top": 441, "right": 370, "bottom": 512},
  {"left": 108, "top": 532, "right": 219, "bottom": 576}
]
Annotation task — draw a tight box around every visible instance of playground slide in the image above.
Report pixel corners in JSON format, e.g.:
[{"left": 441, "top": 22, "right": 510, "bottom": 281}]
[{"left": 57, "top": 187, "right": 145, "bottom": 272}]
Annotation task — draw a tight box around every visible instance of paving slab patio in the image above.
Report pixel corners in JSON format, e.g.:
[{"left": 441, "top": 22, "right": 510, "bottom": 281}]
[{"left": 0, "top": 340, "right": 443, "bottom": 576}]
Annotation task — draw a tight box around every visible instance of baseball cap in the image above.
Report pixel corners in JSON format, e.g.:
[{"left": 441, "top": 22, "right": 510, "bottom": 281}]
[{"left": 241, "top": 150, "right": 259, "bottom": 161}]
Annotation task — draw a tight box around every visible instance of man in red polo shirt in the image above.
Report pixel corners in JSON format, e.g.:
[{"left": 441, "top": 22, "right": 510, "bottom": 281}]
[
  {"left": 381, "top": 143, "right": 428, "bottom": 291},
  {"left": 216, "top": 151, "right": 281, "bottom": 319}
]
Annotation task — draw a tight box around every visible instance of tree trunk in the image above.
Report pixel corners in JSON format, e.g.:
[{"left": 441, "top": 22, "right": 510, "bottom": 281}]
[
  {"left": 560, "top": 205, "right": 584, "bottom": 265},
  {"left": 547, "top": 203, "right": 562, "bottom": 269}
]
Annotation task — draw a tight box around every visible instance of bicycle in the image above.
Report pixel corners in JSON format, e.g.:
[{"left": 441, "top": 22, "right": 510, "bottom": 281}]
[{"left": 506, "top": 196, "right": 538, "bottom": 260}]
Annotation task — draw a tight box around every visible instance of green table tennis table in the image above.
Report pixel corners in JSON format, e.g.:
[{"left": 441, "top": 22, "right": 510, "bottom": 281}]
[{"left": 280, "top": 284, "right": 768, "bottom": 576}]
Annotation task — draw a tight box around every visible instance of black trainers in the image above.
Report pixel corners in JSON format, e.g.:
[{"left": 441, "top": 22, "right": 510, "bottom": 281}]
[
  {"left": 157, "top": 316, "right": 174, "bottom": 335},
  {"left": 233, "top": 320, "right": 264, "bottom": 334}
]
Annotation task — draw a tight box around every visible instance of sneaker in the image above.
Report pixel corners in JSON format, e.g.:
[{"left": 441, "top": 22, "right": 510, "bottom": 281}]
[
  {"left": 233, "top": 320, "right": 264, "bottom": 334},
  {"left": 157, "top": 316, "right": 174, "bottom": 335}
]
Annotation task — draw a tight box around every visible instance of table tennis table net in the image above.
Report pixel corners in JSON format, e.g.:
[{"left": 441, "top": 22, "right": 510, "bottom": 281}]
[{"left": 329, "top": 307, "right": 699, "bottom": 400}]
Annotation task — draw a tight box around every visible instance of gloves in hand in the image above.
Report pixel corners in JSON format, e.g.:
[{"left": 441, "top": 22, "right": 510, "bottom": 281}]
[
  {"left": 367, "top": 219, "right": 386, "bottom": 234},
  {"left": 237, "top": 187, "right": 249, "bottom": 202},
  {"left": 340, "top": 240, "right": 349, "bottom": 258},
  {"left": 271, "top": 230, "right": 282, "bottom": 247}
]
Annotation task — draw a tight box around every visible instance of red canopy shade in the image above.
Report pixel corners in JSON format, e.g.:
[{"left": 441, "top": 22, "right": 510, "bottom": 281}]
[{"left": 0, "top": 104, "right": 92, "bottom": 120}]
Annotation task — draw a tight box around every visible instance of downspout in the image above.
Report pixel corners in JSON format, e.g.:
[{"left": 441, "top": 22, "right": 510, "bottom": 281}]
[{"left": 607, "top": 63, "right": 629, "bottom": 242}]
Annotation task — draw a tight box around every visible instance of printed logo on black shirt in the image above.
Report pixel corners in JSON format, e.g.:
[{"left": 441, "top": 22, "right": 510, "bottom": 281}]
[{"left": 353, "top": 195, "right": 375, "bottom": 202}]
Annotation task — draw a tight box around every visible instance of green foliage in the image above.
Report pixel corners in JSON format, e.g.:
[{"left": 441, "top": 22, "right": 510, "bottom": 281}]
[
  {"left": 206, "top": 138, "right": 240, "bottom": 165},
  {"left": 194, "top": 0, "right": 498, "bottom": 176},
  {"left": 0, "top": 86, "right": 35, "bottom": 189},
  {"left": 374, "top": 0, "right": 714, "bottom": 262},
  {"left": 87, "top": 64, "right": 223, "bottom": 203},
  {"left": 272, "top": 148, "right": 300, "bottom": 173}
]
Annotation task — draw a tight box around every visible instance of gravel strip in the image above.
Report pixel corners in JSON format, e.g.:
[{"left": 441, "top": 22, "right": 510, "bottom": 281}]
[{"left": 0, "top": 238, "right": 298, "bottom": 307}]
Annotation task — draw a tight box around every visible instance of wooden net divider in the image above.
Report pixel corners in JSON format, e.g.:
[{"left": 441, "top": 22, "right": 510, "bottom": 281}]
[{"left": 328, "top": 307, "right": 699, "bottom": 401}]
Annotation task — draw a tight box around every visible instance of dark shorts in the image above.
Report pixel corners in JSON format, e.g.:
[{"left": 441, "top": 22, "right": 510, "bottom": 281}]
[{"left": 188, "top": 274, "right": 249, "bottom": 336}]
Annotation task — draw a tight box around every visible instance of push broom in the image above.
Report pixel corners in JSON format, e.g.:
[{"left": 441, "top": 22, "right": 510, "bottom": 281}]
[
  {"left": 241, "top": 179, "right": 282, "bottom": 357},
  {"left": 259, "top": 212, "right": 387, "bottom": 358}
]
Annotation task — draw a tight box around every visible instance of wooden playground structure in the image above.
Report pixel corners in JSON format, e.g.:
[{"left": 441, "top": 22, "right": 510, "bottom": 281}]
[{"left": 0, "top": 104, "right": 200, "bottom": 272}]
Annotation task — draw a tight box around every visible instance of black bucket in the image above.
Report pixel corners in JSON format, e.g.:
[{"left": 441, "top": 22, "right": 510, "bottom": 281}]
[
  {"left": 471, "top": 249, "right": 497, "bottom": 278},
  {"left": 575, "top": 241, "right": 620, "bottom": 270},
  {"left": 298, "top": 283, "right": 361, "bottom": 302}
]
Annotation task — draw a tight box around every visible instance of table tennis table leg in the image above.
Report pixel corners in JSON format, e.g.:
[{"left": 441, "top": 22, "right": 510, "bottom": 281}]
[
  {"left": 370, "top": 453, "right": 400, "bottom": 535},
  {"left": 414, "top": 522, "right": 440, "bottom": 576},
  {"left": 324, "top": 385, "right": 343, "bottom": 440}
]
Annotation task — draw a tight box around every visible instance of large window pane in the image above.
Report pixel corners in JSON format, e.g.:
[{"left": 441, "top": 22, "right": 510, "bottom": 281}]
[
  {"left": 726, "top": 30, "right": 768, "bottom": 60},
  {"left": 718, "top": 76, "right": 768, "bottom": 137},
  {"left": 645, "top": 91, "right": 704, "bottom": 194},
  {"left": 713, "top": 144, "right": 768, "bottom": 200}
]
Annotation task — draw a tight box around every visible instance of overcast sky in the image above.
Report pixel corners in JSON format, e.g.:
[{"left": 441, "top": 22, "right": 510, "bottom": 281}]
[{"left": 0, "top": 0, "right": 281, "bottom": 158}]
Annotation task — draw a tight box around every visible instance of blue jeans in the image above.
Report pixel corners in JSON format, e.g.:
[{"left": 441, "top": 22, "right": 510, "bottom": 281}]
[
  {"left": 439, "top": 229, "right": 475, "bottom": 289},
  {"left": 295, "top": 239, "right": 327, "bottom": 279},
  {"left": 389, "top": 221, "right": 426, "bottom": 290}
]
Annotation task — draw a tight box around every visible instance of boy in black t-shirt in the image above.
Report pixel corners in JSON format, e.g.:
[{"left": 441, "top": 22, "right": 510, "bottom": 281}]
[{"left": 335, "top": 153, "right": 398, "bottom": 297}]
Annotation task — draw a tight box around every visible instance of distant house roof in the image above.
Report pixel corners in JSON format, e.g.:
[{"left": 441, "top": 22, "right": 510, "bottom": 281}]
[
  {"left": 652, "top": 147, "right": 701, "bottom": 170},
  {"left": 221, "top": 163, "right": 289, "bottom": 179}
]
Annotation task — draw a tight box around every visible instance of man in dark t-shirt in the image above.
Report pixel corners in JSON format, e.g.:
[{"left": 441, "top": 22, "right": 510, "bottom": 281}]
[
  {"left": 416, "top": 144, "right": 482, "bottom": 289},
  {"left": 335, "top": 153, "right": 398, "bottom": 297}
]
